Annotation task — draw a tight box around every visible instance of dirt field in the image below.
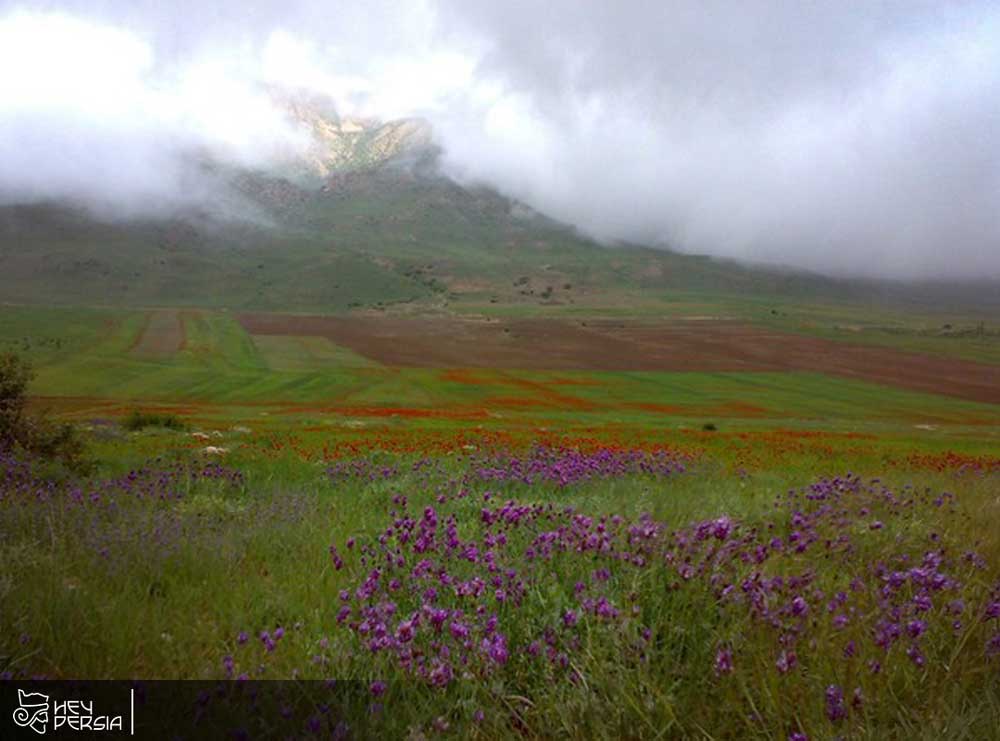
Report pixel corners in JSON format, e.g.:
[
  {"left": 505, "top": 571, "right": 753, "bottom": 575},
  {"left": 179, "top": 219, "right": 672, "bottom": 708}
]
[
  {"left": 237, "top": 314, "right": 1000, "bottom": 405},
  {"left": 130, "top": 310, "right": 185, "bottom": 358}
]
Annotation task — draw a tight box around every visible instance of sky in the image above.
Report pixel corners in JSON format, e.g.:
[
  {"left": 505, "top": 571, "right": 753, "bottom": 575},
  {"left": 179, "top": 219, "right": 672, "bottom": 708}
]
[{"left": 0, "top": 1, "right": 998, "bottom": 280}]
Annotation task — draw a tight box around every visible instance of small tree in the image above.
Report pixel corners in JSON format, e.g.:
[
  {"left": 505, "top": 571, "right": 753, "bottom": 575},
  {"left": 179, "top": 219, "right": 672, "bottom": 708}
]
[
  {"left": 0, "top": 352, "right": 32, "bottom": 446},
  {"left": 0, "top": 352, "right": 88, "bottom": 471}
]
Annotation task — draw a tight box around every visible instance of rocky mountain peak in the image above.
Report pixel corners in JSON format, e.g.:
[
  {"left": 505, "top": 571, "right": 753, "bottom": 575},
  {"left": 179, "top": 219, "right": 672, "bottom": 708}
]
[{"left": 269, "top": 88, "right": 434, "bottom": 180}]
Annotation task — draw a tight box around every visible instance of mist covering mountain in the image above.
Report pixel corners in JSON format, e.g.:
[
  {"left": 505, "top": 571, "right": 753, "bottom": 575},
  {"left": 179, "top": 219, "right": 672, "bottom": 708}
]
[
  {"left": 1, "top": 90, "right": 997, "bottom": 316},
  {"left": 3, "top": 2, "right": 1000, "bottom": 283}
]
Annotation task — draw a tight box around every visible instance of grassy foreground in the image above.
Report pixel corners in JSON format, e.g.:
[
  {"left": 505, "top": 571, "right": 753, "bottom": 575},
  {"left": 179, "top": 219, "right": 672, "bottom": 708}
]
[
  {"left": 3, "top": 427, "right": 1000, "bottom": 739},
  {"left": 2, "top": 299, "right": 999, "bottom": 737}
]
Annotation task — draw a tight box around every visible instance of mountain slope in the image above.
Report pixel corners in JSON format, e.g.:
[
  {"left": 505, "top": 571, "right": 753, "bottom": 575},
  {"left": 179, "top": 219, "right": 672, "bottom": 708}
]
[{"left": 1, "top": 101, "right": 997, "bottom": 316}]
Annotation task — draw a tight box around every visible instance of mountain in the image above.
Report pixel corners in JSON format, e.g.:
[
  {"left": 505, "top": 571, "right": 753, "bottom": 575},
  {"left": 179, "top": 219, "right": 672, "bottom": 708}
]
[
  {"left": 0, "top": 95, "right": 997, "bottom": 316},
  {"left": 272, "top": 88, "right": 434, "bottom": 180}
]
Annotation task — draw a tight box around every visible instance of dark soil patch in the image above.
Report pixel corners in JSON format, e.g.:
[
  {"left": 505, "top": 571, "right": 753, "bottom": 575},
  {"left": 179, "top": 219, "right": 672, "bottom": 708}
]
[
  {"left": 130, "top": 310, "right": 185, "bottom": 358},
  {"left": 237, "top": 314, "right": 1000, "bottom": 405}
]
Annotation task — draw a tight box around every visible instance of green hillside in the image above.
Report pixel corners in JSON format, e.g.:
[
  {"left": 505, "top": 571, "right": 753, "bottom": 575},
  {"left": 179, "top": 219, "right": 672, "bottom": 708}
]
[
  {"left": 2, "top": 98, "right": 998, "bottom": 330},
  {"left": 5, "top": 165, "right": 996, "bottom": 318}
]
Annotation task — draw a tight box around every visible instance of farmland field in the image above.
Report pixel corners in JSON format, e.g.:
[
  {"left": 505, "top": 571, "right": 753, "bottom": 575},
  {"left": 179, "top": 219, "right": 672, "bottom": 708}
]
[
  {"left": 6, "top": 6, "right": 1000, "bottom": 739},
  {"left": 2, "top": 298, "right": 1000, "bottom": 739}
]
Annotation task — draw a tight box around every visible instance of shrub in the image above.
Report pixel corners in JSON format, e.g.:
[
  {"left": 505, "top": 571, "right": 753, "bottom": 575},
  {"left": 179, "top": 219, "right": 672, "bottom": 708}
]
[
  {"left": 0, "top": 352, "right": 89, "bottom": 472},
  {"left": 0, "top": 352, "right": 31, "bottom": 444},
  {"left": 122, "top": 410, "right": 187, "bottom": 432}
]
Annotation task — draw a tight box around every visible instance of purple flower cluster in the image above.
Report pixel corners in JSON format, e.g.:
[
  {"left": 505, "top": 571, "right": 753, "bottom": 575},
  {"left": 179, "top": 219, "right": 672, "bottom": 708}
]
[
  {"left": 331, "top": 471, "right": 999, "bottom": 730},
  {"left": 0, "top": 449, "right": 244, "bottom": 506},
  {"left": 325, "top": 446, "right": 689, "bottom": 491},
  {"left": 468, "top": 445, "right": 688, "bottom": 487},
  {"left": 0, "top": 448, "right": 59, "bottom": 501},
  {"left": 2, "top": 449, "right": 254, "bottom": 565},
  {"left": 326, "top": 459, "right": 403, "bottom": 484},
  {"left": 78, "top": 460, "right": 245, "bottom": 505}
]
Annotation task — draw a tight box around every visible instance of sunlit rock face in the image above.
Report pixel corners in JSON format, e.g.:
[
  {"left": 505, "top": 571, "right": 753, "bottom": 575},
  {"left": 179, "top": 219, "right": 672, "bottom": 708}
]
[{"left": 271, "top": 88, "right": 434, "bottom": 180}]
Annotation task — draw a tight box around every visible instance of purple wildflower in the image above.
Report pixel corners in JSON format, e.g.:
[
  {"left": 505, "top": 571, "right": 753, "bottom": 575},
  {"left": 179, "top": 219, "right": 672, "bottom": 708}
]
[
  {"left": 714, "top": 647, "right": 734, "bottom": 676},
  {"left": 825, "top": 684, "right": 847, "bottom": 722}
]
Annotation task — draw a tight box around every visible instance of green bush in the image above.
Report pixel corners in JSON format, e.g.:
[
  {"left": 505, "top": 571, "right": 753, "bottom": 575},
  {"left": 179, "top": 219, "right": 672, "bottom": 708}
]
[
  {"left": 0, "top": 352, "right": 89, "bottom": 472},
  {"left": 0, "top": 351, "right": 31, "bottom": 443},
  {"left": 122, "top": 409, "right": 187, "bottom": 432}
]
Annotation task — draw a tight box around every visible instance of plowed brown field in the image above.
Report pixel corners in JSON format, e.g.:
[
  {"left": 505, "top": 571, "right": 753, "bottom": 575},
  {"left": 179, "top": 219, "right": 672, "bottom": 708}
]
[
  {"left": 237, "top": 314, "right": 1000, "bottom": 405},
  {"left": 130, "top": 310, "right": 185, "bottom": 358}
]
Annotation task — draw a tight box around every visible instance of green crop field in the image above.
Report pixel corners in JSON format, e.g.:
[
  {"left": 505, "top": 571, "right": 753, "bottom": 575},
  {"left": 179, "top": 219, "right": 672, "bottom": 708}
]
[{"left": 3, "top": 305, "right": 997, "bottom": 431}]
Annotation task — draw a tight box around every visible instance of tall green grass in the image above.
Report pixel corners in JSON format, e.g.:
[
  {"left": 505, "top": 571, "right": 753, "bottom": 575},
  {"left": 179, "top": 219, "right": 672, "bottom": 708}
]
[{"left": 3, "top": 445, "right": 998, "bottom": 738}]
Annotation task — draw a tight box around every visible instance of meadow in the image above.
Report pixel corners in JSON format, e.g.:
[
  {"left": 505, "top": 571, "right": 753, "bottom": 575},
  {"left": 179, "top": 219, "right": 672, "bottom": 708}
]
[{"left": 2, "top": 302, "right": 1000, "bottom": 739}]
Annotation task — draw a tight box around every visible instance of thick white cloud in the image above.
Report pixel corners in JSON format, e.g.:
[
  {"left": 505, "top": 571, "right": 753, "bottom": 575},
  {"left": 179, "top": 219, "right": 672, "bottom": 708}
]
[
  {"left": 0, "top": 11, "right": 313, "bottom": 215},
  {"left": 1, "top": 1, "right": 999, "bottom": 279},
  {"left": 431, "top": 1, "right": 1000, "bottom": 280}
]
